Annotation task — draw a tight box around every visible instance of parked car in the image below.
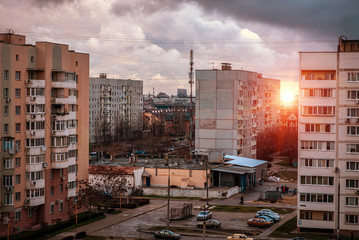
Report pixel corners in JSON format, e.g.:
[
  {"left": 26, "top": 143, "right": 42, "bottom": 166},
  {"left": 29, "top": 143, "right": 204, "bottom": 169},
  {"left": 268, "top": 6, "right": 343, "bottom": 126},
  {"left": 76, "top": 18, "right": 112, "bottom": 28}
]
[
  {"left": 227, "top": 234, "right": 254, "bottom": 240},
  {"left": 197, "top": 210, "right": 212, "bottom": 221},
  {"left": 257, "top": 209, "right": 278, "bottom": 215},
  {"left": 196, "top": 219, "right": 221, "bottom": 228},
  {"left": 255, "top": 212, "right": 281, "bottom": 222},
  {"left": 255, "top": 215, "right": 274, "bottom": 224},
  {"left": 247, "top": 217, "right": 273, "bottom": 228},
  {"left": 154, "top": 230, "right": 181, "bottom": 239}
]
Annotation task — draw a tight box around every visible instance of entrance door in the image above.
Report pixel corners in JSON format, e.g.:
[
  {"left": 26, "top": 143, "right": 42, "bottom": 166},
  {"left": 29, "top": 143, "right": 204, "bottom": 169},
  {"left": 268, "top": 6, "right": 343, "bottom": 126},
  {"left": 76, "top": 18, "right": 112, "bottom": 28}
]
[{"left": 146, "top": 177, "right": 151, "bottom": 186}]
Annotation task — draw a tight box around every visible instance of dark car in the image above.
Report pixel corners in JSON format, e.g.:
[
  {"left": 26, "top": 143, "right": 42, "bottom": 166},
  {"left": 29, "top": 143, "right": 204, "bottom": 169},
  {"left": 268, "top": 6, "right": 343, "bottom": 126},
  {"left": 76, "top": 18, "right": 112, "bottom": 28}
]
[
  {"left": 196, "top": 219, "right": 221, "bottom": 228},
  {"left": 197, "top": 210, "right": 213, "bottom": 221},
  {"left": 154, "top": 230, "right": 181, "bottom": 239}
]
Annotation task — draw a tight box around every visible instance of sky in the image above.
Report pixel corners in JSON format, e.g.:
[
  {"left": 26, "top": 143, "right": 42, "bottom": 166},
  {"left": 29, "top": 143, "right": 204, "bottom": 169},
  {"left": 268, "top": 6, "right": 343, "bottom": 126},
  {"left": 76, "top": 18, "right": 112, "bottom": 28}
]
[{"left": 0, "top": 0, "right": 358, "bottom": 97}]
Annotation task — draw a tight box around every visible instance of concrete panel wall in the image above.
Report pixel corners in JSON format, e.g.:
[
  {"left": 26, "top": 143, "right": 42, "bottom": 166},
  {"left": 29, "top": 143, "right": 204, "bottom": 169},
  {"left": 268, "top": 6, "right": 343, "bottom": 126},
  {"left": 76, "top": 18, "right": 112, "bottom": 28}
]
[
  {"left": 216, "top": 120, "right": 233, "bottom": 129},
  {"left": 216, "top": 110, "right": 233, "bottom": 119},
  {"left": 300, "top": 52, "right": 337, "bottom": 70}
]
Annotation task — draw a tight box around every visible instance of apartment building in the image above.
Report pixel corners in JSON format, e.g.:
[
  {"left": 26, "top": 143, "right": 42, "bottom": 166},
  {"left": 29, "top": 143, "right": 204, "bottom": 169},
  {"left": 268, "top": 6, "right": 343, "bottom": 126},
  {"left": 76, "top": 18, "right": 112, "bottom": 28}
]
[
  {"left": 0, "top": 32, "right": 89, "bottom": 235},
  {"left": 298, "top": 37, "right": 359, "bottom": 235},
  {"left": 89, "top": 74, "right": 143, "bottom": 144},
  {"left": 257, "top": 74, "right": 281, "bottom": 132},
  {"left": 195, "top": 63, "right": 259, "bottom": 158}
]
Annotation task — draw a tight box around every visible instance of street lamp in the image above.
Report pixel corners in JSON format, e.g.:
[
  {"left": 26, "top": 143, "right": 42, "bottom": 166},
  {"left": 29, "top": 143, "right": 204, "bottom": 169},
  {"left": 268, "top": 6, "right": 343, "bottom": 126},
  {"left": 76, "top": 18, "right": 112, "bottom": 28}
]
[{"left": 194, "top": 205, "right": 215, "bottom": 240}]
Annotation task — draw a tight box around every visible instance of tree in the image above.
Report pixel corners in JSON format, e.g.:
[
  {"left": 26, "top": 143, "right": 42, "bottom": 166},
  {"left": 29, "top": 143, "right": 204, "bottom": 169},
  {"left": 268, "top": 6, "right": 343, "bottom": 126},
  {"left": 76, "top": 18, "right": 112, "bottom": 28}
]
[
  {"left": 78, "top": 166, "right": 131, "bottom": 211},
  {"left": 257, "top": 127, "right": 280, "bottom": 161}
]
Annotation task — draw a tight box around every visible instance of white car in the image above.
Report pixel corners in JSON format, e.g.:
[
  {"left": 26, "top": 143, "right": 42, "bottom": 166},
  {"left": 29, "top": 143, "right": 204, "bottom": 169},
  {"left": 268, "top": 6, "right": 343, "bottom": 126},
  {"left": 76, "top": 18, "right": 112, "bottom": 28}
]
[{"left": 257, "top": 209, "right": 278, "bottom": 215}]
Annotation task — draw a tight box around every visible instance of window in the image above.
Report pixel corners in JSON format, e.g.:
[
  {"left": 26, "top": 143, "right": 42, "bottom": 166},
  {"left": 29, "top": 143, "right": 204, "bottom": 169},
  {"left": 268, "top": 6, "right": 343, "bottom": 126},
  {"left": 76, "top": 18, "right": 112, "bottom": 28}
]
[
  {"left": 15, "top": 210, "right": 21, "bottom": 221},
  {"left": 15, "top": 123, "right": 21, "bottom": 133},
  {"left": 15, "top": 106, "right": 21, "bottom": 115},
  {"left": 346, "top": 197, "right": 359, "bottom": 206},
  {"left": 301, "top": 141, "right": 335, "bottom": 150},
  {"left": 16, "top": 54, "right": 19, "bottom": 61},
  {"left": 15, "top": 140, "right": 20, "bottom": 151},
  {"left": 4, "top": 106, "right": 8, "bottom": 115},
  {"left": 50, "top": 186, "right": 54, "bottom": 195},
  {"left": 4, "top": 70, "right": 9, "bottom": 80},
  {"left": 348, "top": 73, "right": 359, "bottom": 82},
  {"left": 301, "top": 106, "right": 335, "bottom": 116},
  {"left": 50, "top": 203, "right": 54, "bottom": 214},
  {"left": 300, "top": 210, "right": 313, "bottom": 220},
  {"left": 60, "top": 169, "right": 63, "bottom": 177},
  {"left": 28, "top": 208, "right": 33, "bottom": 218},
  {"left": 347, "top": 161, "right": 359, "bottom": 171},
  {"left": 60, "top": 184, "right": 63, "bottom": 193},
  {"left": 4, "top": 124, "right": 8, "bottom": 134},
  {"left": 347, "top": 126, "right": 359, "bottom": 136},
  {"left": 15, "top": 71, "right": 21, "bottom": 81},
  {"left": 346, "top": 179, "right": 359, "bottom": 189},
  {"left": 304, "top": 124, "right": 331, "bottom": 133},
  {"left": 26, "top": 121, "right": 45, "bottom": 130},
  {"left": 15, "top": 158, "right": 20, "bottom": 167},
  {"left": 25, "top": 138, "right": 45, "bottom": 147},
  {"left": 303, "top": 88, "right": 333, "bottom": 98},
  {"left": 347, "top": 144, "right": 359, "bottom": 153},
  {"left": 15, "top": 89, "right": 21, "bottom": 98},
  {"left": 3, "top": 158, "right": 13, "bottom": 169},
  {"left": 30, "top": 56, "right": 34, "bottom": 63},
  {"left": 59, "top": 202, "right": 63, "bottom": 212},
  {"left": 3, "top": 193, "right": 13, "bottom": 205},
  {"left": 323, "top": 212, "right": 333, "bottom": 221},
  {"left": 300, "top": 193, "right": 334, "bottom": 203},
  {"left": 50, "top": 169, "right": 54, "bottom": 179},
  {"left": 26, "top": 104, "right": 45, "bottom": 114},
  {"left": 15, "top": 192, "right": 21, "bottom": 202},
  {"left": 300, "top": 176, "right": 334, "bottom": 185},
  {"left": 15, "top": 175, "right": 20, "bottom": 184},
  {"left": 347, "top": 108, "right": 359, "bottom": 118},
  {"left": 346, "top": 215, "right": 359, "bottom": 224},
  {"left": 3, "top": 88, "right": 8, "bottom": 98},
  {"left": 25, "top": 171, "right": 44, "bottom": 181},
  {"left": 25, "top": 188, "right": 44, "bottom": 198}
]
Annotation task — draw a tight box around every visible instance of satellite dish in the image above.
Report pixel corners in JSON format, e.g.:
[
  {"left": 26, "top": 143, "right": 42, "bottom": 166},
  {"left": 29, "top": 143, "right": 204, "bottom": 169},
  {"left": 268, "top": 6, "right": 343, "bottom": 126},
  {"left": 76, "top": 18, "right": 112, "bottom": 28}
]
[
  {"left": 8, "top": 149, "right": 15, "bottom": 155},
  {"left": 41, "top": 146, "right": 47, "bottom": 151}
]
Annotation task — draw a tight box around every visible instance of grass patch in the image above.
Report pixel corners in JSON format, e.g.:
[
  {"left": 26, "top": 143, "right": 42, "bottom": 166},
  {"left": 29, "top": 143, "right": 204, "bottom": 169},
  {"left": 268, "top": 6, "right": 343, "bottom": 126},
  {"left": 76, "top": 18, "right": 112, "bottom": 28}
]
[
  {"left": 211, "top": 205, "right": 294, "bottom": 214},
  {"left": 270, "top": 216, "right": 337, "bottom": 240},
  {"left": 45, "top": 214, "right": 106, "bottom": 238}
]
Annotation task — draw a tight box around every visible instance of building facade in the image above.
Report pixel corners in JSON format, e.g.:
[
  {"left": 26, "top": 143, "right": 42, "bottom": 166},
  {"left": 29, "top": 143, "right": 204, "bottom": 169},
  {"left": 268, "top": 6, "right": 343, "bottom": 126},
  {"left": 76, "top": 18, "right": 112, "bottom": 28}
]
[
  {"left": 298, "top": 37, "right": 359, "bottom": 235},
  {"left": 89, "top": 74, "right": 143, "bottom": 144},
  {"left": 257, "top": 74, "right": 281, "bottom": 132},
  {"left": 0, "top": 33, "right": 89, "bottom": 235},
  {"left": 195, "top": 63, "right": 259, "bottom": 158}
]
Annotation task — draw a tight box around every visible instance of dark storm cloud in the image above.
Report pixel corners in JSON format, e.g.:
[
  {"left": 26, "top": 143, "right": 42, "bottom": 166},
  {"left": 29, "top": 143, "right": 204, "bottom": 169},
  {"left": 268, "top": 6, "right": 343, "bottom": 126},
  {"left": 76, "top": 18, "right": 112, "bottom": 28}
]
[
  {"left": 190, "top": 0, "right": 359, "bottom": 38},
  {"left": 31, "top": 0, "right": 75, "bottom": 7}
]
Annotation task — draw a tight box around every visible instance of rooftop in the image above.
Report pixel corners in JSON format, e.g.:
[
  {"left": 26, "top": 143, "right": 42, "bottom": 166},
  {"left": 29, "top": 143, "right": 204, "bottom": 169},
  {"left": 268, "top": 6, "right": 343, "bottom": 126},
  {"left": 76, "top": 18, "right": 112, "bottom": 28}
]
[{"left": 224, "top": 155, "right": 267, "bottom": 168}]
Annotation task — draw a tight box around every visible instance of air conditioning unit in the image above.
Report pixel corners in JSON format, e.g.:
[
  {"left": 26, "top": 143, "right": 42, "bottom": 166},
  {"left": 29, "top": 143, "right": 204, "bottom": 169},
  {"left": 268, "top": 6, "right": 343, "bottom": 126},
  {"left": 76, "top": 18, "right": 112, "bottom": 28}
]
[
  {"left": 75, "top": 157, "right": 79, "bottom": 161},
  {"left": 31, "top": 114, "right": 36, "bottom": 119},
  {"left": 55, "top": 199, "right": 60, "bottom": 204},
  {"left": 41, "top": 112, "right": 45, "bottom": 117},
  {"left": 6, "top": 187, "right": 12, "bottom": 191},
  {"left": 62, "top": 176, "right": 66, "bottom": 181},
  {"left": 15, "top": 148, "right": 20, "bottom": 153},
  {"left": 5, "top": 98, "right": 11, "bottom": 103},
  {"left": 31, "top": 96, "right": 36, "bottom": 101},
  {"left": 66, "top": 184, "right": 70, "bottom": 189},
  {"left": 8, "top": 149, "right": 15, "bottom": 155},
  {"left": 346, "top": 118, "right": 351, "bottom": 124},
  {"left": 30, "top": 131, "right": 36, "bottom": 136},
  {"left": 51, "top": 98, "right": 55, "bottom": 103},
  {"left": 26, "top": 80, "right": 32, "bottom": 84},
  {"left": 25, "top": 199, "right": 30, "bottom": 204},
  {"left": 43, "top": 163, "right": 48, "bottom": 168},
  {"left": 30, "top": 181, "right": 36, "bottom": 186},
  {"left": 25, "top": 148, "right": 30, "bottom": 153}
]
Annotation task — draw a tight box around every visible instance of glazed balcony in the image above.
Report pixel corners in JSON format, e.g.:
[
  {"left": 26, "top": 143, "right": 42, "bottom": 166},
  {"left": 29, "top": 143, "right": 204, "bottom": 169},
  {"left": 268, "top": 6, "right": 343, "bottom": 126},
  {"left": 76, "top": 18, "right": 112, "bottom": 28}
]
[{"left": 67, "top": 188, "right": 76, "bottom": 198}]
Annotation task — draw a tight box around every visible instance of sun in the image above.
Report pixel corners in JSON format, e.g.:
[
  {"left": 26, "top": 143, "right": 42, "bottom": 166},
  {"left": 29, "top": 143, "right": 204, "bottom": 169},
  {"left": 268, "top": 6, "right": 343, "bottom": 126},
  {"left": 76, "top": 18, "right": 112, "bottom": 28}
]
[{"left": 281, "top": 91, "right": 295, "bottom": 105}]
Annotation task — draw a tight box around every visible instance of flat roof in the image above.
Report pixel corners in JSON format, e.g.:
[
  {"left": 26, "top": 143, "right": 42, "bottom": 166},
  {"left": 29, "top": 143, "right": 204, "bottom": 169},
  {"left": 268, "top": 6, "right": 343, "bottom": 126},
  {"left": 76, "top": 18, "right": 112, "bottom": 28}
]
[
  {"left": 224, "top": 155, "right": 267, "bottom": 168},
  {"left": 211, "top": 166, "right": 255, "bottom": 175}
]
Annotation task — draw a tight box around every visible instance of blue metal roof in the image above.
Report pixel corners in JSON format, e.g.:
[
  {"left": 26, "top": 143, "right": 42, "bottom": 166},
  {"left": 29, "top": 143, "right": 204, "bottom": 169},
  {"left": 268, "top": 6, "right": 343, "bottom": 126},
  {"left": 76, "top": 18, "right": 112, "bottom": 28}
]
[{"left": 224, "top": 155, "right": 267, "bottom": 168}]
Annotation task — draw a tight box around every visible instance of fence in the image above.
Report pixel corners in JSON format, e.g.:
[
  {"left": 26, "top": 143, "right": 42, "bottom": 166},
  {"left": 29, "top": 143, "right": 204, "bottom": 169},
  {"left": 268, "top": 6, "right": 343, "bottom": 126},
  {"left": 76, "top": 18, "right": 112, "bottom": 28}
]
[{"left": 170, "top": 203, "right": 192, "bottom": 220}]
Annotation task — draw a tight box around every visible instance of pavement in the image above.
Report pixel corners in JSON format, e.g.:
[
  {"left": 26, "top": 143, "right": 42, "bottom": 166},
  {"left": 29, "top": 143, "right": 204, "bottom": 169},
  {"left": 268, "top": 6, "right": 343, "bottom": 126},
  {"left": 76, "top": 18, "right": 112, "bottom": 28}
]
[{"left": 49, "top": 200, "right": 167, "bottom": 240}]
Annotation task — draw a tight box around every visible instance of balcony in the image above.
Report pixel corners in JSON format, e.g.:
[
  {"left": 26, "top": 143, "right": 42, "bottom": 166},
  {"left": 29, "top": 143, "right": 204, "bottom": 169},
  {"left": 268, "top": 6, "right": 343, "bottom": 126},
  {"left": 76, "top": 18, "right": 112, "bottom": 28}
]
[
  {"left": 68, "top": 172, "right": 76, "bottom": 182},
  {"left": 26, "top": 96, "right": 45, "bottom": 104},
  {"left": 51, "top": 96, "right": 77, "bottom": 105},
  {"left": 26, "top": 162, "right": 45, "bottom": 172},
  {"left": 25, "top": 179, "right": 45, "bottom": 189},
  {"left": 26, "top": 113, "right": 46, "bottom": 121},
  {"left": 26, "top": 79, "right": 45, "bottom": 88},
  {"left": 25, "top": 146, "right": 46, "bottom": 155},
  {"left": 26, "top": 196, "right": 45, "bottom": 207},
  {"left": 52, "top": 81, "right": 76, "bottom": 89},
  {"left": 52, "top": 159, "right": 69, "bottom": 169},
  {"left": 52, "top": 129, "right": 69, "bottom": 137},
  {"left": 67, "top": 188, "right": 77, "bottom": 198},
  {"left": 26, "top": 129, "right": 45, "bottom": 138}
]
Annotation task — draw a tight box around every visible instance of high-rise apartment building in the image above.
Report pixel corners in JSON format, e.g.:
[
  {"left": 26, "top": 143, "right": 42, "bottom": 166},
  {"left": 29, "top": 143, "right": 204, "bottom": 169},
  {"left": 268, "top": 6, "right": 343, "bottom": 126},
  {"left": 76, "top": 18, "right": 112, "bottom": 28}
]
[
  {"left": 89, "top": 74, "right": 143, "bottom": 144},
  {"left": 257, "top": 74, "right": 281, "bottom": 132},
  {"left": 298, "top": 37, "right": 359, "bottom": 235},
  {"left": 195, "top": 63, "right": 258, "bottom": 158},
  {"left": 0, "top": 32, "right": 89, "bottom": 234}
]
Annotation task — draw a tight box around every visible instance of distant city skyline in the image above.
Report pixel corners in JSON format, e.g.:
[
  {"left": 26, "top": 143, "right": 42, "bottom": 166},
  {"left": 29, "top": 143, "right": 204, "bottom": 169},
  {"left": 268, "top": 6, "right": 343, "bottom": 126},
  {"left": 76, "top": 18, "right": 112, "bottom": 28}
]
[{"left": 1, "top": 0, "right": 358, "bottom": 98}]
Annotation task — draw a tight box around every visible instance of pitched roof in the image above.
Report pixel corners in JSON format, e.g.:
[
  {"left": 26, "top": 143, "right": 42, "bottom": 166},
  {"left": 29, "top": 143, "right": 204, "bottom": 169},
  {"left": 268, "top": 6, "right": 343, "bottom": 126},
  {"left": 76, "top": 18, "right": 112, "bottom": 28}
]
[{"left": 224, "top": 155, "right": 267, "bottom": 168}]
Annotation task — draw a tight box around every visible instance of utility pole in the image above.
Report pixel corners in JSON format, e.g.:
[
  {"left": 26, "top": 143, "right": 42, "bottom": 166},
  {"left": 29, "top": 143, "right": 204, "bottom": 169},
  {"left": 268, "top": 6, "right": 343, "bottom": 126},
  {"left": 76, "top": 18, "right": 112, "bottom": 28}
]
[
  {"left": 189, "top": 50, "right": 194, "bottom": 162},
  {"left": 167, "top": 155, "right": 170, "bottom": 230}
]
